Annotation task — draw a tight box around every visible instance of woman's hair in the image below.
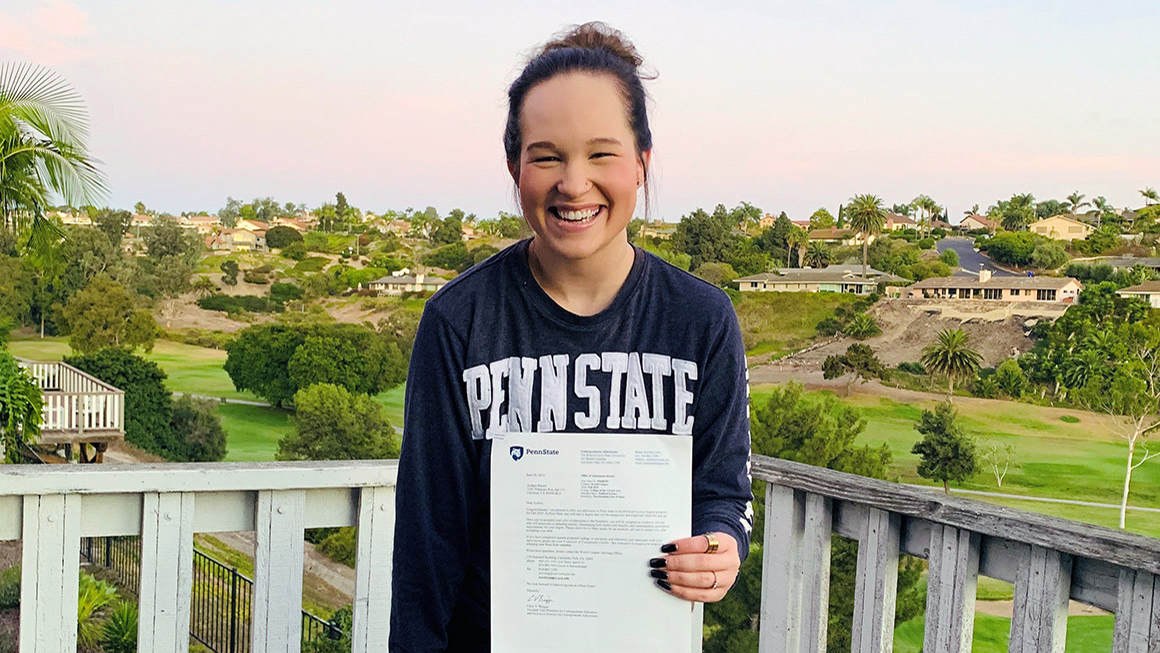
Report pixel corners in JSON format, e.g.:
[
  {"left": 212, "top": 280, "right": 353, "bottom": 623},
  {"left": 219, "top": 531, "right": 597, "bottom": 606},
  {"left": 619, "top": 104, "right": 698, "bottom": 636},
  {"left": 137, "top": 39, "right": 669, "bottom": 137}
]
[{"left": 504, "top": 22, "right": 654, "bottom": 183}]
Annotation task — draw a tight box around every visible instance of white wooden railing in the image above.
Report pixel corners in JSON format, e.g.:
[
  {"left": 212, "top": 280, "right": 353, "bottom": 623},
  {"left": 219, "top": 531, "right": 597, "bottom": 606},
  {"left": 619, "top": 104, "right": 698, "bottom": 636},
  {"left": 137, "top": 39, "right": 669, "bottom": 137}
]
[
  {"left": 3, "top": 456, "right": 1158, "bottom": 651},
  {"left": 16, "top": 359, "right": 124, "bottom": 434},
  {"left": 756, "top": 456, "right": 1160, "bottom": 652},
  {"left": 0, "top": 460, "right": 395, "bottom": 653}
]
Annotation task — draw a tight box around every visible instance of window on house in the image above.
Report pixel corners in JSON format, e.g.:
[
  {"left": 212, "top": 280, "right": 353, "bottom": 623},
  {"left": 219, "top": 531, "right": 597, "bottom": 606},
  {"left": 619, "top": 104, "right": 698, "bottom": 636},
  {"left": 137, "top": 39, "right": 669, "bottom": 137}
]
[
  {"left": 1010, "top": 289, "right": 1020, "bottom": 296},
  {"left": 984, "top": 289, "right": 1002, "bottom": 300},
  {"left": 1069, "top": 226, "right": 1082, "bottom": 233},
  {"left": 1036, "top": 227, "right": 1047, "bottom": 233},
  {"left": 1036, "top": 289, "right": 1057, "bottom": 301}
]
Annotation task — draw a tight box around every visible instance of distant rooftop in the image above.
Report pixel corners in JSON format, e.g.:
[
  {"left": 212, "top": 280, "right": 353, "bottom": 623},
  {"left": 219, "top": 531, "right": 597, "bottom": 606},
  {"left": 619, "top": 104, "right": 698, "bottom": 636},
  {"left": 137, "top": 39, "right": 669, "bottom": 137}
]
[{"left": 909, "top": 276, "right": 1081, "bottom": 290}]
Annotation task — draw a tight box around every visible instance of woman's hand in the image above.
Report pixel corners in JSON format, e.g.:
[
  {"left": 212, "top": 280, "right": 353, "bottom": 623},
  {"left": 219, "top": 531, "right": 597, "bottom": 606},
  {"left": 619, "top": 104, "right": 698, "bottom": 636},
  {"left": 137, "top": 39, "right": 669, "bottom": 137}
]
[{"left": 649, "top": 532, "right": 739, "bottom": 603}]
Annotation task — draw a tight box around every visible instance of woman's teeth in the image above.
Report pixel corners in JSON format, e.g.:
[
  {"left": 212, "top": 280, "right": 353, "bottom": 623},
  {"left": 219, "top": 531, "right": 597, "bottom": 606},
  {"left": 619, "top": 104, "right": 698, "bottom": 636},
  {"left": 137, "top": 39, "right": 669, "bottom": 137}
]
[{"left": 554, "top": 207, "right": 601, "bottom": 223}]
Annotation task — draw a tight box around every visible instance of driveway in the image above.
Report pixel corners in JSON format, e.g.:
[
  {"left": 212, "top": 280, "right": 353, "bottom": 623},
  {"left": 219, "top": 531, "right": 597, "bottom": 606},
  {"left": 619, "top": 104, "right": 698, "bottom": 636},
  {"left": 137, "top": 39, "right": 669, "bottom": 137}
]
[{"left": 938, "top": 236, "right": 1015, "bottom": 277}]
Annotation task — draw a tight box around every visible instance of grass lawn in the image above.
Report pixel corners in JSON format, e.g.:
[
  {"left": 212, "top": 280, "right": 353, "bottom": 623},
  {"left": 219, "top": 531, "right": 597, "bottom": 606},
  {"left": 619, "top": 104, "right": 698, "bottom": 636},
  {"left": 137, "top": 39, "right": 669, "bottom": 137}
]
[
  {"left": 217, "top": 403, "right": 293, "bottom": 462},
  {"left": 893, "top": 613, "right": 1114, "bottom": 652},
  {"left": 734, "top": 291, "right": 864, "bottom": 359}
]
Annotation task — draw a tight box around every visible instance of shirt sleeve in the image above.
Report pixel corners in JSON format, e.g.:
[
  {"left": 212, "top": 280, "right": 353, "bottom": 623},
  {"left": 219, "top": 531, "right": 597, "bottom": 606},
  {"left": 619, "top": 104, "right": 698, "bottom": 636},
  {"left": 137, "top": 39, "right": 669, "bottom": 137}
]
[
  {"left": 689, "top": 306, "right": 754, "bottom": 562},
  {"left": 390, "top": 304, "right": 478, "bottom": 651}
]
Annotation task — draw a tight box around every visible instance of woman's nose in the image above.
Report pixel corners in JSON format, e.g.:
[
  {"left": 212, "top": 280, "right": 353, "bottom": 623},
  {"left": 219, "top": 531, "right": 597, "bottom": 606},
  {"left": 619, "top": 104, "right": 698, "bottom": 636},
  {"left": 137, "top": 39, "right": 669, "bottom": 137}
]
[{"left": 555, "top": 162, "right": 592, "bottom": 197}]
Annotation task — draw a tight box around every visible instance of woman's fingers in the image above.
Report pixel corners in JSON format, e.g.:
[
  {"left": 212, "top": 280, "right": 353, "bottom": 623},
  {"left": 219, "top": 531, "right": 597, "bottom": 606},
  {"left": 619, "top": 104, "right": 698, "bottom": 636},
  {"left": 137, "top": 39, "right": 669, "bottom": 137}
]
[
  {"left": 660, "top": 532, "right": 737, "bottom": 556},
  {"left": 653, "top": 567, "right": 737, "bottom": 602},
  {"left": 649, "top": 532, "right": 742, "bottom": 603}
]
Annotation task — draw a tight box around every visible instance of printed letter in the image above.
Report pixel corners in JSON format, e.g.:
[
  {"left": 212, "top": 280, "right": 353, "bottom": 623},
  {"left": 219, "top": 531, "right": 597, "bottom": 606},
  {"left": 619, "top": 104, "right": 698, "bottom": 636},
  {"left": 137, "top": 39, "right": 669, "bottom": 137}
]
[
  {"left": 602, "top": 352, "right": 628, "bottom": 430},
  {"left": 622, "top": 352, "right": 651, "bottom": 428},
  {"left": 462, "top": 364, "right": 491, "bottom": 438},
  {"left": 507, "top": 357, "right": 538, "bottom": 432},
  {"left": 573, "top": 354, "right": 601, "bottom": 429},
  {"left": 537, "top": 354, "right": 569, "bottom": 432},
  {"left": 641, "top": 353, "right": 671, "bottom": 430},
  {"left": 672, "top": 358, "right": 698, "bottom": 435},
  {"left": 487, "top": 359, "right": 510, "bottom": 437}
]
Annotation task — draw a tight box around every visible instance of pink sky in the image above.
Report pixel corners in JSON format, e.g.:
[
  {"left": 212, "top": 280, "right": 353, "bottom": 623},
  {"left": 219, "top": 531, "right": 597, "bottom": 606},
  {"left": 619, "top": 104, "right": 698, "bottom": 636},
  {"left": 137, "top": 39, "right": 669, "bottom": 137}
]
[{"left": 3, "top": 0, "right": 1158, "bottom": 221}]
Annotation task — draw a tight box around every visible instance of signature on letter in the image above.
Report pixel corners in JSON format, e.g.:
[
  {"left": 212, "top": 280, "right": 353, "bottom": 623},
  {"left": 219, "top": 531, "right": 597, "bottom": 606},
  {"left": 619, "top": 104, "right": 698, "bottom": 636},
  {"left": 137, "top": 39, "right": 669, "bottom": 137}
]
[{"left": 527, "top": 592, "right": 555, "bottom": 607}]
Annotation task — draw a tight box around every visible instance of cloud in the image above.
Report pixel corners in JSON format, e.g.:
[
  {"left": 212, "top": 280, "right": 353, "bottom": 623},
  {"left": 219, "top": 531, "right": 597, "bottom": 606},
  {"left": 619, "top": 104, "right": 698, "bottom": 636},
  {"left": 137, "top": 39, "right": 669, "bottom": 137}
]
[{"left": 0, "top": 1, "right": 90, "bottom": 65}]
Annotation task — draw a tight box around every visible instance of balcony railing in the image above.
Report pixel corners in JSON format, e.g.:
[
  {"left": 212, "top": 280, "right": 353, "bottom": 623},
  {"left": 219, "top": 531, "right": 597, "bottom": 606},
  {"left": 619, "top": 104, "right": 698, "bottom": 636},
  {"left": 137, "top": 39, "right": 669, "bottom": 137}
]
[
  {"left": 1, "top": 456, "right": 1158, "bottom": 652},
  {"left": 16, "top": 358, "right": 125, "bottom": 442}
]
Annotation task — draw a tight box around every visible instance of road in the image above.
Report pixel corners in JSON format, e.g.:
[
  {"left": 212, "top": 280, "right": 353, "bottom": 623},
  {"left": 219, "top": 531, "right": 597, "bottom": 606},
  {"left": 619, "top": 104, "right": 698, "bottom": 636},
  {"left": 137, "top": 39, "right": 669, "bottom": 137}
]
[{"left": 937, "top": 236, "right": 1015, "bottom": 277}]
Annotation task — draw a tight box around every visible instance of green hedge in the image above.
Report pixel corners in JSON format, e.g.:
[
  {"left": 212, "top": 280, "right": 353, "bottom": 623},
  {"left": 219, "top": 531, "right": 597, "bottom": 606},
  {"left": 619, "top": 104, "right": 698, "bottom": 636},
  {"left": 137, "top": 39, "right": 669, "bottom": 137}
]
[{"left": 197, "top": 294, "right": 282, "bottom": 314}]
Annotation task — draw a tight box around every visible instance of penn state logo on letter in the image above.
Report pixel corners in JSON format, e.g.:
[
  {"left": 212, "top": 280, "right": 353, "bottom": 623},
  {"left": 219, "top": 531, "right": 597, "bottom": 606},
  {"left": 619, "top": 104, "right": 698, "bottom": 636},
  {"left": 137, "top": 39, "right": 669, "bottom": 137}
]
[{"left": 509, "top": 446, "right": 524, "bottom": 461}]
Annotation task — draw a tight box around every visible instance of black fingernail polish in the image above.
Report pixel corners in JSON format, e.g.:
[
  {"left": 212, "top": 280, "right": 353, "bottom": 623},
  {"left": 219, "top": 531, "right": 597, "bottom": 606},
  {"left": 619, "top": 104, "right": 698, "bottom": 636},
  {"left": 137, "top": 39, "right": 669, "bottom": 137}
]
[
  {"left": 660, "top": 543, "right": 677, "bottom": 553},
  {"left": 649, "top": 569, "right": 668, "bottom": 580},
  {"left": 656, "top": 579, "right": 672, "bottom": 591},
  {"left": 649, "top": 558, "right": 666, "bottom": 568}
]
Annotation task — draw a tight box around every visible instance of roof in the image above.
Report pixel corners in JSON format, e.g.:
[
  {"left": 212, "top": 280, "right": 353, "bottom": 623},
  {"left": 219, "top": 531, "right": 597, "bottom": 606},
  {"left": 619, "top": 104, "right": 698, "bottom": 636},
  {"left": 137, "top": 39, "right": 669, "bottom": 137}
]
[
  {"left": 1117, "top": 281, "right": 1160, "bottom": 294},
  {"left": 369, "top": 275, "right": 447, "bottom": 286},
  {"left": 886, "top": 212, "right": 916, "bottom": 225},
  {"left": 909, "top": 276, "right": 1082, "bottom": 290},
  {"left": 1029, "top": 214, "right": 1092, "bottom": 229},
  {"left": 1078, "top": 257, "right": 1160, "bottom": 269},
  {"left": 736, "top": 264, "right": 907, "bottom": 285},
  {"left": 960, "top": 214, "right": 998, "bottom": 229},
  {"left": 809, "top": 228, "right": 857, "bottom": 240}
]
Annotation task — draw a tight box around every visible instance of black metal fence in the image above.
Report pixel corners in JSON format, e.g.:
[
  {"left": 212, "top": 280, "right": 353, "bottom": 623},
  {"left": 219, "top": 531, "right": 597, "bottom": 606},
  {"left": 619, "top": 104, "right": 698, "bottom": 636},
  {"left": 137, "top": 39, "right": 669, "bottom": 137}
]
[{"left": 81, "top": 536, "right": 344, "bottom": 652}]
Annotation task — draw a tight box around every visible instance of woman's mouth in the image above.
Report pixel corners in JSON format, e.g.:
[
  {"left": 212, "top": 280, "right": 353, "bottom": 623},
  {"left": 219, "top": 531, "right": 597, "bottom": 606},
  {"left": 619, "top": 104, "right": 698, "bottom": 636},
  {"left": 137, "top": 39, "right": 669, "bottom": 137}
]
[{"left": 550, "top": 206, "right": 603, "bottom": 224}]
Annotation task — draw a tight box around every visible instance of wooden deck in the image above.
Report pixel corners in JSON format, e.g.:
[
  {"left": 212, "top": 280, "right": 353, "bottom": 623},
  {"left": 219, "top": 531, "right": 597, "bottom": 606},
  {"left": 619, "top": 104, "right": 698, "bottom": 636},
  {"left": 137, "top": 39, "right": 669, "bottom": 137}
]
[
  {"left": 16, "top": 359, "right": 124, "bottom": 457},
  {"left": 0, "top": 456, "right": 1156, "bottom": 651}
]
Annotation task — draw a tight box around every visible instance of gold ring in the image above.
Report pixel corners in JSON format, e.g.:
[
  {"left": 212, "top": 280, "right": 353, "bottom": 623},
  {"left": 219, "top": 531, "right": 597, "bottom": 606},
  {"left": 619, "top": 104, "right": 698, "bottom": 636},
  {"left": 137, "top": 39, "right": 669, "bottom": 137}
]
[
  {"left": 704, "top": 532, "right": 719, "bottom": 554},
  {"left": 710, "top": 570, "right": 719, "bottom": 590}
]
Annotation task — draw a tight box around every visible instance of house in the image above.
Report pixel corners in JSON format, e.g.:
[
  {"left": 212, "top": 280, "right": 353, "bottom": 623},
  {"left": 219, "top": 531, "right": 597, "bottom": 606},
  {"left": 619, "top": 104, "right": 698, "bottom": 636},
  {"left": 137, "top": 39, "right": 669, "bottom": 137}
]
[
  {"left": 759, "top": 213, "right": 777, "bottom": 230},
  {"left": 959, "top": 214, "right": 998, "bottom": 233},
  {"left": 272, "top": 217, "right": 311, "bottom": 232},
  {"left": 368, "top": 273, "right": 447, "bottom": 295},
  {"left": 1116, "top": 281, "right": 1160, "bottom": 308},
  {"left": 884, "top": 213, "right": 917, "bottom": 231},
  {"left": 790, "top": 219, "right": 812, "bottom": 230},
  {"left": 906, "top": 269, "right": 1082, "bottom": 302},
  {"left": 205, "top": 227, "right": 267, "bottom": 252},
  {"left": 1028, "top": 215, "right": 1093, "bottom": 241},
  {"left": 809, "top": 228, "right": 874, "bottom": 247},
  {"left": 638, "top": 220, "right": 676, "bottom": 240},
  {"left": 932, "top": 219, "right": 953, "bottom": 230},
  {"left": 131, "top": 213, "right": 154, "bottom": 228},
  {"left": 385, "top": 219, "right": 412, "bottom": 235},
  {"left": 182, "top": 215, "right": 220, "bottom": 235},
  {"left": 735, "top": 264, "right": 907, "bottom": 295},
  {"left": 235, "top": 219, "right": 271, "bottom": 233}
]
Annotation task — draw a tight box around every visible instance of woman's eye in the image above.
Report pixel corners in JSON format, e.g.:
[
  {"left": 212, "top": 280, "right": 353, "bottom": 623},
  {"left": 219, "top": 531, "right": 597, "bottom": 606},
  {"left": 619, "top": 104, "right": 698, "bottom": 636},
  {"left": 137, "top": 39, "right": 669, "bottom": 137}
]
[
  {"left": 531, "top": 156, "right": 560, "bottom": 163},
  {"left": 591, "top": 152, "right": 614, "bottom": 159}
]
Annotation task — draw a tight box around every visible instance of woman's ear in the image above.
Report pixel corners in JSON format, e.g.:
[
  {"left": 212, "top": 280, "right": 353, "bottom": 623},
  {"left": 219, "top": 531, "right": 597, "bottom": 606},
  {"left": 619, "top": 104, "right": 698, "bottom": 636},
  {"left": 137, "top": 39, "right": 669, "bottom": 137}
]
[
  {"left": 507, "top": 159, "right": 520, "bottom": 185},
  {"left": 637, "top": 150, "right": 652, "bottom": 184}
]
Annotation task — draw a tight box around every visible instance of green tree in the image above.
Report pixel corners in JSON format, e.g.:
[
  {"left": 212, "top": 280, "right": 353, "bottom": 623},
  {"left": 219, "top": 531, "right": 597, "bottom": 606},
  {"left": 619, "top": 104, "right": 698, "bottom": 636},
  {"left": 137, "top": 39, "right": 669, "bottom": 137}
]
[
  {"left": 843, "top": 313, "right": 881, "bottom": 340},
  {"left": 422, "top": 241, "right": 471, "bottom": 270},
  {"left": 691, "top": 261, "right": 738, "bottom": 288},
  {"left": 169, "top": 395, "right": 227, "bottom": 462},
  {"left": 61, "top": 276, "right": 157, "bottom": 354},
  {"left": 1065, "top": 191, "right": 1090, "bottom": 214},
  {"left": 822, "top": 343, "right": 885, "bottom": 396},
  {"left": 265, "top": 225, "right": 303, "bottom": 249},
  {"left": 277, "top": 383, "right": 399, "bottom": 460},
  {"left": 785, "top": 226, "right": 808, "bottom": 268},
  {"left": 0, "top": 352, "right": 43, "bottom": 461},
  {"left": 92, "top": 209, "right": 132, "bottom": 247},
  {"left": 1030, "top": 240, "right": 1067, "bottom": 270},
  {"left": 64, "top": 349, "right": 179, "bottom": 458},
  {"left": 920, "top": 328, "right": 982, "bottom": 396},
  {"left": 911, "top": 400, "right": 978, "bottom": 494},
  {"left": 1141, "top": 187, "right": 1158, "bottom": 207},
  {"left": 671, "top": 207, "right": 735, "bottom": 269},
  {"left": 808, "top": 207, "right": 835, "bottom": 230},
  {"left": 993, "top": 358, "right": 1027, "bottom": 397},
  {"left": 803, "top": 241, "right": 831, "bottom": 268},
  {"left": 429, "top": 214, "right": 463, "bottom": 245},
  {"left": 998, "top": 193, "right": 1036, "bottom": 231},
  {"left": 846, "top": 194, "right": 887, "bottom": 278},
  {"left": 939, "top": 248, "right": 959, "bottom": 268}
]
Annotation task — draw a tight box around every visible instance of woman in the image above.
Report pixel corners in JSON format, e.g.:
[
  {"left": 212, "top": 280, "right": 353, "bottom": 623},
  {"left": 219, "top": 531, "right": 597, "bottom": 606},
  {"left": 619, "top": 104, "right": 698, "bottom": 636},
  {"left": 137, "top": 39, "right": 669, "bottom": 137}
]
[{"left": 390, "top": 22, "right": 753, "bottom": 651}]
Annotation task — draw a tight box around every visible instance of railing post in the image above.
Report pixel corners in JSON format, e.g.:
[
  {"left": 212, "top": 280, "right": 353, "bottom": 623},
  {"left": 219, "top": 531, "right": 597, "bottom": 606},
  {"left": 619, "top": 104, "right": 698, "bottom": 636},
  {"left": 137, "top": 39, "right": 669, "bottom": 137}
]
[
  {"left": 252, "top": 489, "right": 306, "bottom": 653},
  {"left": 229, "top": 568, "right": 239, "bottom": 653},
  {"left": 851, "top": 507, "right": 901, "bottom": 653},
  {"left": 759, "top": 485, "right": 830, "bottom": 653},
  {"left": 1112, "top": 568, "right": 1156, "bottom": 653},
  {"left": 352, "top": 486, "right": 394, "bottom": 653},
  {"left": 137, "top": 492, "right": 195, "bottom": 653},
  {"left": 1009, "top": 545, "right": 1071, "bottom": 653},
  {"left": 19, "top": 494, "right": 82, "bottom": 653},
  {"left": 923, "top": 524, "right": 980, "bottom": 653}
]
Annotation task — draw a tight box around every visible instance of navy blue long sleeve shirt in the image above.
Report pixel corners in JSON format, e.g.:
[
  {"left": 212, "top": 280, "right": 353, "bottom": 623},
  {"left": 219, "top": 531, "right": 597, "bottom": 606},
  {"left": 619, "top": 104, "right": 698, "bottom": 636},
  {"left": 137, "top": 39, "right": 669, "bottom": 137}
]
[{"left": 390, "top": 240, "right": 753, "bottom": 652}]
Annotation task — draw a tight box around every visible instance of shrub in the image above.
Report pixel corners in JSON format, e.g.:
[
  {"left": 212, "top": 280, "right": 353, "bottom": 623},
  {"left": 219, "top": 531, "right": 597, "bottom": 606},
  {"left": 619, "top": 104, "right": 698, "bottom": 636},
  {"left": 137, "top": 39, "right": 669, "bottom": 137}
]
[
  {"left": 318, "top": 527, "right": 357, "bottom": 567},
  {"left": 303, "top": 606, "right": 353, "bottom": 653},
  {"left": 971, "top": 375, "right": 1000, "bottom": 399},
  {"left": 270, "top": 282, "right": 304, "bottom": 304},
  {"left": 77, "top": 571, "right": 118, "bottom": 649},
  {"left": 1059, "top": 415, "right": 1080, "bottom": 424},
  {"left": 369, "top": 256, "right": 406, "bottom": 273},
  {"left": 0, "top": 565, "right": 19, "bottom": 608},
  {"left": 100, "top": 601, "right": 138, "bottom": 653},
  {"left": 843, "top": 313, "right": 881, "bottom": 339},
  {"left": 281, "top": 241, "right": 308, "bottom": 260},
  {"left": 917, "top": 237, "right": 935, "bottom": 250},
  {"left": 303, "top": 231, "right": 330, "bottom": 252},
  {"left": 1030, "top": 241, "right": 1068, "bottom": 270},
  {"left": 939, "top": 249, "right": 959, "bottom": 267},
  {"left": 422, "top": 241, "right": 471, "bottom": 270},
  {"left": 243, "top": 270, "right": 269, "bottom": 285},
  {"left": 170, "top": 396, "right": 227, "bottom": 462},
  {"left": 294, "top": 256, "right": 329, "bottom": 273},
  {"left": 994, "top": 359, "right": 1027, "bottom": 397},
  {"left": 165, "top": 328, "right": 236, "bottom": 350},
  {"left": 197, "top": 294, "right": 281, "bottom": 314},
  {"left": 897, "top": 361, "right": 926, "bottom": 375}
]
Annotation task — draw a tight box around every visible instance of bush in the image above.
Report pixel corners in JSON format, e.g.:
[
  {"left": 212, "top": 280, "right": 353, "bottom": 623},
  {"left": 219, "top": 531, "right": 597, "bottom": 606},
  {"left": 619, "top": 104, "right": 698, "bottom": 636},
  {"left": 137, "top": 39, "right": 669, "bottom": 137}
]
[
  {"left": 303, "top": 606, "right": 353, "bottom": 653},
  {"left": 266, "top": 226, "right": 303, "bottom": 249},
  {"left": 270, "top": 282, "right": 304, "bottom": 304},
  {"left": 994, "top": 359, "right": 1027, "bottom": 397},
  {"left": 971, "top": 375, "right": 1000, "bottom": 398},
  {"left": 939, "top": 249, "right": 959, "bottom": 267},
  {"left": 77, "top": 571, "right": 118, "bottom": 649},
  {"left": 295, "top": 256, "right": 329, "bottom": 273},
  {"left": 983, "top": 232, "right": 1042, "bottom": 266},
  {"left": 100, "top": 601, "right": 138, "bottom": 653},
  {"left": 692, "top": 262, "right": 739, "bottom": 288},
  {"left": 197, "top": 294, "right": 282, "bottom": 314},
  {"left": 243, "top": 270, "right": 269, "bottom": 285},
  {"left": 422, "top": 241, "right": 472, "bottom": 270},
  {"left": 304, "top": 231, "right": 330, "bottom": 252},
  {"left": 897, "top": 361, "right": 926, "bottom": 375},
  {"left": 318, "top": 527, "right": 357, "bottom": 567},
  {"left": 165, "top": 328, "right": 236, "bottom": 350},
  {"left": 1059, "top": 415, "right": 1080, "bottom": 424},
  {"left": 281, "top": 241, "right": 307, "bottom": 260},
  {"left": 917, "top": 237, "right": 935, "bottom": 250},
  {"left": 369, "top": 256, "right": 406, "bottom": 273},
  {"left": 1030, "top": 241, "right": 1068, "bottom": 270},
  {"left": 0, "top": 565, "right": 19, "bottom": 608},
  {"left": 170, "top": 396, "right": 227, "bottom": 462}
]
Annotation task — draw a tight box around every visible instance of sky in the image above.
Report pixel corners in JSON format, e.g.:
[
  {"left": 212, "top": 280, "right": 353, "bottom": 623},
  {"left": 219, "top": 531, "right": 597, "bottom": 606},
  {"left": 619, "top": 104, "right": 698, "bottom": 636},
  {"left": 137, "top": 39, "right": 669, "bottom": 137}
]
[{"left": 2, "top": 0, "right": 1158, "bottom": 223}]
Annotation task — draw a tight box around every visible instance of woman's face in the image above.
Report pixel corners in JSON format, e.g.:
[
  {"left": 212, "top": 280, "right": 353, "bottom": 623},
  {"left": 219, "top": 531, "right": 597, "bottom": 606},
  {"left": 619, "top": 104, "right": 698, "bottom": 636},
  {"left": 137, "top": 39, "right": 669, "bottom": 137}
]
[{"left": 511, "top": 72, "right": 647, "bottom": 264}]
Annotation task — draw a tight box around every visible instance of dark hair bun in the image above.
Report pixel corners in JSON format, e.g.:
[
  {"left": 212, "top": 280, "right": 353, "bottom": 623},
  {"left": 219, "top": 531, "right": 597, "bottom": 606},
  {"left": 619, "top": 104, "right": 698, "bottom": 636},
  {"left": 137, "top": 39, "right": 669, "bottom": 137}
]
[{"left": 539, "top": 22, "right": 650, "bottom": 77}]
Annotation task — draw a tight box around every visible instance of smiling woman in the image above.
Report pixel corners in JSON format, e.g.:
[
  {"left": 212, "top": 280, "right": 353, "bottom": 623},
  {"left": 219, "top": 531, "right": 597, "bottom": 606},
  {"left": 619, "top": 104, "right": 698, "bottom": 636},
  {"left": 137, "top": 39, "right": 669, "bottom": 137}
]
[{"left": 391, "top": 22, "right": 754, "bottom": 651}]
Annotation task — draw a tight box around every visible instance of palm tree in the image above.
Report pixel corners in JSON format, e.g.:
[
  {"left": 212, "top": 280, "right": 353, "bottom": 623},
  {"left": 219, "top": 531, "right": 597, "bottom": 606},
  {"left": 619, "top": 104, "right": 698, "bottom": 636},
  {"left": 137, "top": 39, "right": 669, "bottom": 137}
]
[
  {"left": 803, "top": 241, "right": 831, "bottom": 268},
  {"left": 964, "top": 204, "right": 980, "bottom": 217},
  {"left": 920, "top": 328, "right": 982, "bottom": 397},
  {"left": 1091, "top": 196, "right": 1113, "bottom": 228},
  {"left": 1065, "top": 191, "right": 1090, "bottom": 215},
  {"left": 786, "top": 226, "right": 808, "bottom": 268},
  {"left": 1142, "top": 188, "right": 1159, "bottom": 207},
  {"left": 1, "top": 63, "right": 106, "bottom": 234},
  {"left": 846, "top": 194, "right": 887, "bottom": 278}
]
